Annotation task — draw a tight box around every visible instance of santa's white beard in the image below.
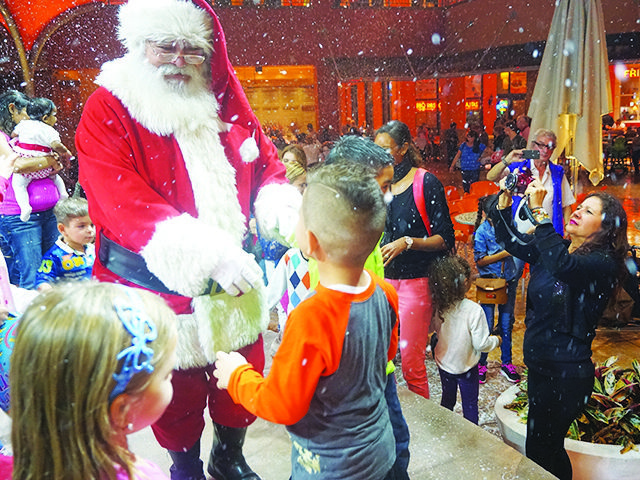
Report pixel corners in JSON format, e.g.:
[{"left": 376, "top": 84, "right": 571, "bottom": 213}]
[
  {"left": 97, "top": 53, "right": 223, "bottom": 136},
  {"left": 136, "top": 60, "right": 220, "bottom": 131}
]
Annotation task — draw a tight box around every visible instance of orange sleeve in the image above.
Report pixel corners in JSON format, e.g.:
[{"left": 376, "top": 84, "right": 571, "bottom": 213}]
[{"left": 227, "top": 290, "right": 348, "bottom": 425}]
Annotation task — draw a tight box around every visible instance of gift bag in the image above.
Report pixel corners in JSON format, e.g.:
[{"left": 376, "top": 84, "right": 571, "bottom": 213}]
[{"left": 475, "top": 277, "right": 507, "bottom": 304}]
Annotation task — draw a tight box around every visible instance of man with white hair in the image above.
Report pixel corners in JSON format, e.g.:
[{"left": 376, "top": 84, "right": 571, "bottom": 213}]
[{"left": 76, "top": 1, "right": 299, "bottom": 479}]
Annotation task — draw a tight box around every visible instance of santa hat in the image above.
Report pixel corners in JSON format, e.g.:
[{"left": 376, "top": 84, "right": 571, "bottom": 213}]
[
  {"left": 118, "top": 0, "right": 261, "bottom": 135},
  {"left": 118, "top": 0, "right": 214, "bottom": 53}
]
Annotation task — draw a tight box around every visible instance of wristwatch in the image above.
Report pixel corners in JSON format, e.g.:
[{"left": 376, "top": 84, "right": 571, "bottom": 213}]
[{"left": 404, "top": 236, "right": 414, "bottom": 250}]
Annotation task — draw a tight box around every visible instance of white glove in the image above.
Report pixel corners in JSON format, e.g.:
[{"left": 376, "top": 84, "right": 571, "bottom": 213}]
[
  {"left": 254, "top": 183, "right": 302, "bottom": 247},
  {"left": 210, "top": 247, "right": 263, "bottom": 297}
]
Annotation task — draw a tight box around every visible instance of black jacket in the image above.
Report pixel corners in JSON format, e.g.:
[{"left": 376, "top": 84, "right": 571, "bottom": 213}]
[{"left": 490, "top": 206, "right": 617, "bottom": 378}]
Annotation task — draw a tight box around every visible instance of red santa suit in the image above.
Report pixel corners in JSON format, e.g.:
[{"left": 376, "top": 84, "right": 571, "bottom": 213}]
[{"left": 76, "top": 0, "right": 295, "bottom": 452}]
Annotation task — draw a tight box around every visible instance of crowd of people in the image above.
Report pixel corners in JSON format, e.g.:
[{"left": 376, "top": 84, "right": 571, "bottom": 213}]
[{"left": 0, "top": 1, "right": 632, "bottom": 480}]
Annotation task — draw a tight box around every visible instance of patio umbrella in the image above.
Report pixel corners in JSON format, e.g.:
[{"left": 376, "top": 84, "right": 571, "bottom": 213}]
[{"left": 528, "top": 0, "right": 611, "bottom": 186}]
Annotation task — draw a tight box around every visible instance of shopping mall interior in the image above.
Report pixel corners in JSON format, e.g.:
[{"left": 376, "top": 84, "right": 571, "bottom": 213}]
[
  {"left": 1, "top": 0, "right": 638, "bottom": 146},
  {"left": 2, "top": 1, "right": 640, "bottom": 478}
]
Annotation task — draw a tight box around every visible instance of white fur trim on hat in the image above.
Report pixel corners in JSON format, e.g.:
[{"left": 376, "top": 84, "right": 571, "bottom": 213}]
[{"left": 118, "top": 0, "right": 214, "bottom": 53}]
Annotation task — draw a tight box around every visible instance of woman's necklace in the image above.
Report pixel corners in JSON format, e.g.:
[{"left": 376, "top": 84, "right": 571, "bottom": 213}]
[
  {"left": 392, "top": 157, "right": 414, "bottom": 195},
  {"left": 392, "top": 171, "right": 414, "bottom": 195}
]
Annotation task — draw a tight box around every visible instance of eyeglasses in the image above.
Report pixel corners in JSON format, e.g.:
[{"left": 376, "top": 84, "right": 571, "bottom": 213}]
[
  {"left": 146, "top": 41, "right": 206, "bottom": 65},
  {"left": 533, "top": 140, "right": 556, "bottom": 151}
]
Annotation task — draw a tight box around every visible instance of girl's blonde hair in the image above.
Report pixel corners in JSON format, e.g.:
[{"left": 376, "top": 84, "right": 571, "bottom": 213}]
[
  {"left": 428, "top": 255, "right": 471, "bottom": 314},
  {"left": 10, "top": 282, "right": 177, "bottom": 480}
]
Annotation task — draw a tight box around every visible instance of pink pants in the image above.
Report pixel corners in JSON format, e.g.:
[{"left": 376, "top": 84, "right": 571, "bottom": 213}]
[
  {"left": 152, "top": 336, "right": 265, "bottom": 451},
  {"left": 386, "top": 277, "right": 432, "bottom": 399}
]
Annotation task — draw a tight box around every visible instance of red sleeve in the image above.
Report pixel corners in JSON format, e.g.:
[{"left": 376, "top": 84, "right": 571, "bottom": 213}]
[{"left": 76, "top": 88, "right": 191, "bottom": 252}]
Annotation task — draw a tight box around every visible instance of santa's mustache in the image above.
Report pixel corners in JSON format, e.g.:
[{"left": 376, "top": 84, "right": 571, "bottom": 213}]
[{"left": 157, "top": 63, "right": 199, "bottom": 77}]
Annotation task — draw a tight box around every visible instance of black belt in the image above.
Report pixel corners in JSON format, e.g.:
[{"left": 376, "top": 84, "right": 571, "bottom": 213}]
[
  {"left": 98, "top": 231, "right": 180, "bottom": 295},
  {"left": 98, "top": 231, "right": 222, "bottom": 296}
]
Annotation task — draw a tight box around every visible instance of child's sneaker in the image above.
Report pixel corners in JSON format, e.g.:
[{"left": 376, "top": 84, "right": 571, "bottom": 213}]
[
  {"left": 500, "top": 364, "right": 521, "bottom": 383},
  {"left": 478, "top": 364, "right": 487, "bottom": 384}
]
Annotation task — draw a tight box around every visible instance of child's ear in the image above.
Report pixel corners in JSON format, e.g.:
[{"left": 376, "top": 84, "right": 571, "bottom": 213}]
[
  {"left": 306, "top": 230, "right": 326, "bottom": 262},
  {"left": 57, "top": 223, "right": 65, "bottom": 235},
  {"left": 109, "top": 393, "right": 133, "bottom": 431}
]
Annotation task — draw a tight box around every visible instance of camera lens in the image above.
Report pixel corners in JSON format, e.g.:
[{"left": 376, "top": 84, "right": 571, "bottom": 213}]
[{"left": 504, "top": 172, "right": 518, "bottom": 192}]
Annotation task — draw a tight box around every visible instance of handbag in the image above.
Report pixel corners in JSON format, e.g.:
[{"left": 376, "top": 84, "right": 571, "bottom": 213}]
[
  {"left": 475, "top": 262, "right": 507, "bottom": 304},
  {"left": 475, "top": 277, "right": 508, "bottom": 304}
]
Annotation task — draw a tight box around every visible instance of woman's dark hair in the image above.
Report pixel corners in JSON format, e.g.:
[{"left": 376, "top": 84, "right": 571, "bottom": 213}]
[
  {"left": 375, "top": 120, "right": 422, "bottom": 167},
  {"left": 325, "top": 135, "right": 393, "bottom": 173},
  {"left": 0, "top": 89, "right": 30, "bottom": 135},
  {"left": 474, "top": 194, "right": 496, "bottom": 233},
  {"left": 27, "top": 97, "right": 56, "bottom": 121},
  {"left": 575, "top": 192, "right": 629, "bottom": 281},
  {"left": 466, "top": 129, "right": 481, "bottom": 154},
  {"left": 428, "top": 255, "right": 471, "bottom": 314}
]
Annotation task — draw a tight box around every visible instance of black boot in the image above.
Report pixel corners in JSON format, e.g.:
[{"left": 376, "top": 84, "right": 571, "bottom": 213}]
[
  {"left": 207, "top": 424, "right": 261, "bottom": 480},
  {"left": 168, "top": 439, "right": 206, "bottom": 480}
]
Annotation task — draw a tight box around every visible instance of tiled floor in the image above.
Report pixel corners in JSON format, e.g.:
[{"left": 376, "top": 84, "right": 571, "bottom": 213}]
[{"left": 130, "top": 161, "right": 640, "bottom": 479}]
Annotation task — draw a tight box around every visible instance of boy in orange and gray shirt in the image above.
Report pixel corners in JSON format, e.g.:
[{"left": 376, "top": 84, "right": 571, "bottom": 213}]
[{"left": 215, "top": 162, "right": 399, "bottom": 479}]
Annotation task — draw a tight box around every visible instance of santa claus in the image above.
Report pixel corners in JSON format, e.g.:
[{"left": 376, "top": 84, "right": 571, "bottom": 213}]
[{"left": 75, "top": 1, "right": 300, "bottom": 479}]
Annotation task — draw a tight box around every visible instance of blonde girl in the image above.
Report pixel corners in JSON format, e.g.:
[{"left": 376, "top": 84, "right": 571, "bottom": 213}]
[{"left": 10, "top": 282, "right": 177, "bottom": 480}]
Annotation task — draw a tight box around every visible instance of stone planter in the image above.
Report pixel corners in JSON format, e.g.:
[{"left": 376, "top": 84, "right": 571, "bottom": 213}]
[{"left": 494, "top": 385, "right": 640, "bottom": 480}]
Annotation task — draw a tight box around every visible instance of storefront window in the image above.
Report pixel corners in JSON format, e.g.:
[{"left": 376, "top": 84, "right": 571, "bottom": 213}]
[
  {"left": 235, "top": 65, "right": 318, "bottom": 134},
  {"left": 495, "top": 71, "right": 527, "bottom": 119},
  {"left": 465, "top": 75, "right": 482, "bottom": 126},
  {"left": 619, "top": 63, "right": 639, "bottom": 120},
  {"left": 416, "top": 79, "right": 439, "bottom": 133}
]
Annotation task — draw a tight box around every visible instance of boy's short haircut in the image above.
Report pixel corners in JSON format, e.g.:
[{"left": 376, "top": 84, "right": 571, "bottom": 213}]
[
  {"left": 325, "top": 135, "right": 393, "bottom": 172},
  {"left": 53, "top": 197, "right": 89, "bottom": 225},
  {"left": 303, "top": 162, "right": 385, "bottom": 267}
]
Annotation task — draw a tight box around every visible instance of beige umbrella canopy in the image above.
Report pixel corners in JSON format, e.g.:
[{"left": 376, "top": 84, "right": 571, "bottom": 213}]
[{"left": 528, "top": 0, "right": 611, "bottom": 186}]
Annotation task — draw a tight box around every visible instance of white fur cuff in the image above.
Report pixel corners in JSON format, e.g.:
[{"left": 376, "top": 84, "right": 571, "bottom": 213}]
[{"left": 140, "top": 213, "right": 237, "bottom": 297}]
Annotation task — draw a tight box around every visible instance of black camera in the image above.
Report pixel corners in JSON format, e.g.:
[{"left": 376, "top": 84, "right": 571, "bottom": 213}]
[{"left": 504, "top": 166, "right": 534, "bottom": 194}]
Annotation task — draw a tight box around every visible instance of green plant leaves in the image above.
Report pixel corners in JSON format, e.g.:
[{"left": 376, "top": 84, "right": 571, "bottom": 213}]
[{"left": 503, "top": 357, "right": 640, "bottom": 453}]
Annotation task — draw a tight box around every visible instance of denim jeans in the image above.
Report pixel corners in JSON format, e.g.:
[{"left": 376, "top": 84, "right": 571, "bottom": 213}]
[
  {"left": 0, "top": 209, "right": 58, "bottom": 289},
  {"left": 384, "top": 374, "right": 410, "bottom": 479},
  {"left": 438, "top": 365, "right": 480, "bottom": 424},
  {"left": 461, "top": 169, "right": 480, "bottom": 193},
  {"left": 479, "top": 278, "right": 517, "bottom": 365}
]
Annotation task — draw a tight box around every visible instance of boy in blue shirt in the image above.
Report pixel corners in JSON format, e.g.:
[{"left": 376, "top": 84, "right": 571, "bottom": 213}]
[{"left": 35, "top": 197, "right": 95, "bottom": 291}]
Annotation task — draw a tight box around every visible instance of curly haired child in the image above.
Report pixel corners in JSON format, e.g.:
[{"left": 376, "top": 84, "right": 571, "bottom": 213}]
[{"left": 428, "top": 255, "right": 500, "bottom": 424}]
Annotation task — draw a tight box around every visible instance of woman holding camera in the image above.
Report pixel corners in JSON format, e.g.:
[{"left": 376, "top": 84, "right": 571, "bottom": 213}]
[
  {"left": 489, "top": 180, "right": 628, "bottom": 480},
  {"left": 486, "top": 128, "right": 574, "bottom": 236}
]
